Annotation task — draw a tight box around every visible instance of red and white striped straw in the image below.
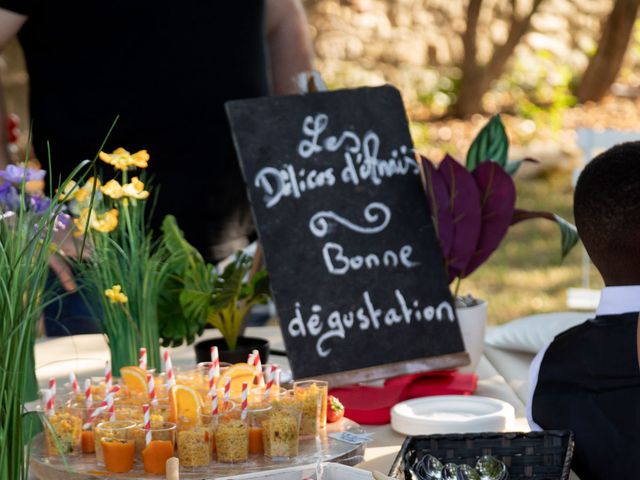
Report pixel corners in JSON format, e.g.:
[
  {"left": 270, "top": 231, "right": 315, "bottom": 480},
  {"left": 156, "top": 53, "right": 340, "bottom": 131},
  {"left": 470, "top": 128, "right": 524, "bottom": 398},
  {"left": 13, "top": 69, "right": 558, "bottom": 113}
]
[
  {"left": 106, "top": 385, "right": 121, "bottom": 421},
  {"left": 211, "top": 346, "right": 220, "bottom": 378},
  {"left": 105, "top": 360, "right": 112, "bottom": 391},
  {"left": 240, "top": 382, "right": 248, "bottom": 421},
  {"left": 69, "top": 372, "right": 80, "bottom": 395},
  {"left": 147, "top": 373, "right": 157, "bottom": 407},
  {"left": 49, "top": 378, "right": 56, "bottom": 399},
  {"left": 251, "top": 349, "right": 264, "bottom": 386},
  {"left": 43, "top": 389, "right": 54, "bottom": 417},
  {"left": 84, "top": 379, "right": 93, "bottom": 409},
  {"left": 163, "top": 350, "right": 175, "bottom": 388},
  {"left": 208, "top": 362, "right": 215, "bottom": 397},
  {"left": 224, "top": 377, "right": 231, "bottom": 405},
  {"left": 139, "top": 347, "right": 147, "bottom": 370},
  {"left": 143, "top": 404, "right": 151, "bottom": 446},
  {"left": 211, "top": 390, "right": 219, "bottom": 416},
  {"left": 264, "top": 365, "right": 276, "bottom": 401},
  {"left": 87, "top": 398, "right": 108, "bottom": 426}
]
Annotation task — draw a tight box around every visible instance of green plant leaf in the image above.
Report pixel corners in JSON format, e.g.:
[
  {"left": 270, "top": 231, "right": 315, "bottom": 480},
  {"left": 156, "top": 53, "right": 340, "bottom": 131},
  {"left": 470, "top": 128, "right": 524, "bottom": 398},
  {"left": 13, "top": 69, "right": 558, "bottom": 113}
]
[
  {"left": 511, "top": 209, "right": 580, "bottom": 259},
  {"left": 157, "top": 216, "right": 209, "bottom": 346},
  {"left": 466, "top": 115, "right": 509, "bottom": 171},
  {"left": 504, "top": 157, "right": 538, "bottom": 176}
]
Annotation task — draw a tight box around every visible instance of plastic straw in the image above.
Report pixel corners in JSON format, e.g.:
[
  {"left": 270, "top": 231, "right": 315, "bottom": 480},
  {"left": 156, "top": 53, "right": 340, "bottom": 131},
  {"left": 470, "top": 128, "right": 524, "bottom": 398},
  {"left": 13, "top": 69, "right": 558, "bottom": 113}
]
[
  {"left": 49, "top": 378, "right": 56, "bottom": 399},
  {"left": 208, "top": 362, "right": 215, "bottom": 398},
  {"left": 251, "top": 349, "right": 264, "bottom": 386},
  {"left": 106, "top": 385, "right": 120, "bottom": 421},
  {"left": 264, "top": 365, "right": 276, "bottom": 401},
  {"left": 139, "top": 347, "right": 147, "bottom": 370},
  {"left": 43, "top": 389, "right": 54, "bottom": 417},
  {"left": 143, "top": 403, "right": 151, "bottom": 446},
  {"left": 105, "top": 360, "right": 112, "bottom": 391},
  {"left": 164, "top": 350, "right": 175, "bottom": 389},
  {"left": 224, "top": 377, "right": 231, "bottom": 406},
  {"left": 211, "top": 390, "right": 219, "bottom": 416},
  {"left": 241, "top": 382, "right": 248, "bottom": 421},
  {"left": 84, "top": 379, "right": 93, "bottom": 409},
  {"left": 211, "top": 346, "right": 220, "bottom": 379},
  {"left": 147, "top": 373, "right": 157, "bottom": 407},
  {"left": 69, "top": 372, "right": 80, "bottom": 395}
]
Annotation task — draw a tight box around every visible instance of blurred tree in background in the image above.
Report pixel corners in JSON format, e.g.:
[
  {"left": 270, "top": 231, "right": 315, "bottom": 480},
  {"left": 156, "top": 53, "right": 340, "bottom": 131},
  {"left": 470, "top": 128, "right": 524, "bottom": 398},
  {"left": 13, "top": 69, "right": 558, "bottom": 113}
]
[
  {"left": 577, "top": 0, "right": 640, "bottom": 102},
  {"left": 455, "top": 0, "right": 546, "bottom": 117}
]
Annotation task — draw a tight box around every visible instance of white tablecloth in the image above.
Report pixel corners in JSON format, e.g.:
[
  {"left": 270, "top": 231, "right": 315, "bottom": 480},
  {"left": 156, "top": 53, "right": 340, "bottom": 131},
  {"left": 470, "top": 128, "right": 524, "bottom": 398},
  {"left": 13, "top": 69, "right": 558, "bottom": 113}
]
[{"left": 34, "top": 326, "right": 529, "bottom": 476}]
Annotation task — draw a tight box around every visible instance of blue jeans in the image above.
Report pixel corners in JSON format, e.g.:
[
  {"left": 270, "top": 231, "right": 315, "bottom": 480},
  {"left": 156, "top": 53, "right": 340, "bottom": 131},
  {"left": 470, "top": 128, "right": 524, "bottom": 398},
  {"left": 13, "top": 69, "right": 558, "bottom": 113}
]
[{"left": 44, "top": 268, "right": 101, "bottom": 336}]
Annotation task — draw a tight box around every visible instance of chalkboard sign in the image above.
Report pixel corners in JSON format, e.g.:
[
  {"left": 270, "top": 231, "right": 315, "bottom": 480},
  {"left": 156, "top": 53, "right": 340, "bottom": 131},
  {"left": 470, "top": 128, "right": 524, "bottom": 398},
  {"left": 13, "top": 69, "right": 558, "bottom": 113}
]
[{"left": 226, "top": 86, "right": 468, "bottom": 385}]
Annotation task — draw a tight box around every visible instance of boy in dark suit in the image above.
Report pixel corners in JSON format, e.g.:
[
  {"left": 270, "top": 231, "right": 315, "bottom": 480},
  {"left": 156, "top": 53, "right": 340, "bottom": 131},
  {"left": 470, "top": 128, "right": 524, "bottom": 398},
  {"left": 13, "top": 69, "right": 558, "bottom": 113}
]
[{"left": 528, "top": 142, "right": 640, "bottom": 480}]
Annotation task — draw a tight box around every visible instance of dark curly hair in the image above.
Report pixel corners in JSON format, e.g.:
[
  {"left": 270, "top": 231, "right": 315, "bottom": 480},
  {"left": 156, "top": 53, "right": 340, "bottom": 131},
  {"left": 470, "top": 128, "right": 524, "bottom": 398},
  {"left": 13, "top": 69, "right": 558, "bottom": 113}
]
[{"left": 574, "top": 141, "right": 640, "bottom": 285}]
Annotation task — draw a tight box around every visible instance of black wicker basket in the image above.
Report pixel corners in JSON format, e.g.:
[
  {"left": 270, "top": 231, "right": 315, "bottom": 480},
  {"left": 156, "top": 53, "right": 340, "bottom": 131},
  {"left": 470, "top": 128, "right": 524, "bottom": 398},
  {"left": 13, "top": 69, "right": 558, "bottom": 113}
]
[{"left": 389, "top": 431, "right": 574, "bottom": 480}]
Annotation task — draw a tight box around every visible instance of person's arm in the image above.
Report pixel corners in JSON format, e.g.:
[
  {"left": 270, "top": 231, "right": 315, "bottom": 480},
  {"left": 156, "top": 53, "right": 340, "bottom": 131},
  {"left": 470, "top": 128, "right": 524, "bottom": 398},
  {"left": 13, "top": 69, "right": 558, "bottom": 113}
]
[
  {"left": 265, "top": 0, "right": 313, "bottom": 96},
  {"left": 0, "top": 7, "right": 27, "bottom": 168}
]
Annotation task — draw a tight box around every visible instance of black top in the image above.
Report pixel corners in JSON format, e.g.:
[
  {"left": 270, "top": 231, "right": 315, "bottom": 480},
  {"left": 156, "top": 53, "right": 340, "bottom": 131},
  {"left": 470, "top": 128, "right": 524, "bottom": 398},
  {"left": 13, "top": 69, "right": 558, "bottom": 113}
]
[
  {"left": 1, "top": 0, "right": 271, "bottom": 260},
  {"left": 531, "top": 313, "right": 640, "bottom": 480}
]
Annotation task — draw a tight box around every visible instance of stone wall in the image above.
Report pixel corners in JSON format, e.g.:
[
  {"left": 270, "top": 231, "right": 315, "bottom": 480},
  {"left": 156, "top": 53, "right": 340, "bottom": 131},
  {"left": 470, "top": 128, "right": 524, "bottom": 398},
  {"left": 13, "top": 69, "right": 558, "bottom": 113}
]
[{"left": 304, "top": 0, "right": 615, "bottom": 110}]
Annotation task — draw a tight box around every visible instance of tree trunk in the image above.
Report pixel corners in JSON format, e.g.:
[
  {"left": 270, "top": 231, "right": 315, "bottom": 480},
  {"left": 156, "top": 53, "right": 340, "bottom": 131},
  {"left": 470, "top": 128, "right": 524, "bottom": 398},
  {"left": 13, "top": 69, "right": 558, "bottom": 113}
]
[
  {"left": 452, "top": 0, "right": 545, "bottom": 117},
  {"left": 576, "top": 0, "right": 640, "bottom": 103}
]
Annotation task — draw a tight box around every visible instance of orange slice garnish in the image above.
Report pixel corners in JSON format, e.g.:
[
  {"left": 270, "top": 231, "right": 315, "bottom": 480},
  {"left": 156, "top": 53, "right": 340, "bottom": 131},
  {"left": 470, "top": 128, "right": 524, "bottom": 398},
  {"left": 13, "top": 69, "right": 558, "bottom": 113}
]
[
  {"left": 120, "top": 366, "right": 148, "bottom": 394},
  {"left": 170, "top": 385, "right": 203, "bottom": 424},
  {"left": 216, "top": 363, "right": 256, "bottom": 399}
]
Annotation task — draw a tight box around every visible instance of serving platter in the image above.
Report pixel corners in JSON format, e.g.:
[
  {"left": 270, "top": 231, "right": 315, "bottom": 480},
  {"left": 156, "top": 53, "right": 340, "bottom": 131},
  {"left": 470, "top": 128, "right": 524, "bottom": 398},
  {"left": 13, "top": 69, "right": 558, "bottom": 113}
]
[{"left": 30, "top": 418, "right": 367, "bottom": 479}]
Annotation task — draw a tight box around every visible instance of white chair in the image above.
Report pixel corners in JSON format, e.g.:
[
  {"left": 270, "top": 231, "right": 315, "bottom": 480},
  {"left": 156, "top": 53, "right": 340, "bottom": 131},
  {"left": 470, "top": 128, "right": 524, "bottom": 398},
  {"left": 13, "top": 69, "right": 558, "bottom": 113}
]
[{"left": 567, "top": 129, "right": 640, "bottom": 309}]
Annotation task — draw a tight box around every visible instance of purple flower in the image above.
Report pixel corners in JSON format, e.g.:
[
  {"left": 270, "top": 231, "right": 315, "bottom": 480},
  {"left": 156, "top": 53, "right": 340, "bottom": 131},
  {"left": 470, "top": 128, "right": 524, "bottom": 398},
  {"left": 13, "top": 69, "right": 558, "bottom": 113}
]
[
  {"left": 0, "top": 164, "right": 46, "bottom": 184},
  {"left": 0, "top": 183, "right": 19, "bottom": 211},
  {"left": 53, "top": 212, "right": 70, "bottom": 232},
  {"left": 29, "top": 195, "right": 51, "bottom": 214}
]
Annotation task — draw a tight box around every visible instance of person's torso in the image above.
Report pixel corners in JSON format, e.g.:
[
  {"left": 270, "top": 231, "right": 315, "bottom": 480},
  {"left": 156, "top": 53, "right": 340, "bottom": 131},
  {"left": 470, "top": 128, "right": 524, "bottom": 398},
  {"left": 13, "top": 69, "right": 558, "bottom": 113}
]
[
  {"left": 531, "top": 313, "right": 640, "bottom": 479},
  {"left": 18, "top": 1, "right": 271, "bottom": 257}
]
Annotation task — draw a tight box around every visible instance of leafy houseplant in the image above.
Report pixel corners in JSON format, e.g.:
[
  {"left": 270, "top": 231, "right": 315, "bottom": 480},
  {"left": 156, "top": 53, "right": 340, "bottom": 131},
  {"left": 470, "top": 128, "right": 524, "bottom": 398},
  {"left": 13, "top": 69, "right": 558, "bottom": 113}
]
[
  {"left": 0, "top": 162, "right": 86, "bottom": 479},
  {"left": 419, "top": 115, "right": 579, "bottom": 370},
  {"left": 420, "top": 115, "right": 579, "bottom": 294},
  {"left": 158, "top": 218, "right": 271, "bottom": 363}
]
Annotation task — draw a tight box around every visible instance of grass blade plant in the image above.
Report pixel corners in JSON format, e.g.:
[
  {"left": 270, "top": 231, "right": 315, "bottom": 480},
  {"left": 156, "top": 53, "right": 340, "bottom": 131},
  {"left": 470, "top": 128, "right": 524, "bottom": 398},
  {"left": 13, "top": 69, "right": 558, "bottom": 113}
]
[
  {"left": 69, "top": 148, "right": 172, "bottom": 372},
  {"left": 0, "top": 160, "right": 89, "bottom": 480}
]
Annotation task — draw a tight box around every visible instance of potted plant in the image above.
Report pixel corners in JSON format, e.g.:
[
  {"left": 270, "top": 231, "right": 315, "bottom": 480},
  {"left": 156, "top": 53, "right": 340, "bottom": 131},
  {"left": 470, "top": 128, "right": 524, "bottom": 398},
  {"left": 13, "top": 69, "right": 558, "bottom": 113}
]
[
  {"left": 419, "top": 115, "right": 579, "bottom": 371},
  {"left": 158, "top": 217, "right": 271, "bottom": 364},
  {"left": 68, "top": 148, "right": 181, "bottom": 372}
]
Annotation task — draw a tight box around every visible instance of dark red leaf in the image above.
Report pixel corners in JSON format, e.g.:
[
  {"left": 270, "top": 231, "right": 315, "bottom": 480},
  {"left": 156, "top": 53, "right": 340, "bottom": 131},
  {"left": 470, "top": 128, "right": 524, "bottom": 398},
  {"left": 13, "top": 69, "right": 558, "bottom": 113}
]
[
  {"left": 419, "top": 155, "right": 454, "bottom": 259},
  {"left": 438, "top": 155, "right": 482, "bottom": 281},
  {"left": 462, "top": 162, "right": 516, "bottom": 277}
]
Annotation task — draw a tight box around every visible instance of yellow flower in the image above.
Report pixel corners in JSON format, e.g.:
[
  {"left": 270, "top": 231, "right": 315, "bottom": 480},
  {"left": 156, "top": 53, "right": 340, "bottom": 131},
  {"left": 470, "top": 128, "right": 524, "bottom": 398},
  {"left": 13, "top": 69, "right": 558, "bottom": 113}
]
[
  {"left": 101, "top": 179, "right": 124, "bottom": 199},
  {"left": 105, "top": 285, "right": 128, "bottom": 304},
  {"left": 92, "top": 208, "right": 119, "bottom": 233},
  {"left": 74, "top": 177, "right": 101, "bottom": 203},
  {"left": 57, "top": 180, "right": 78, "bottom": 201},
  {"left": 73, "top": 208, "right": 119, "bottom": 236},
  {"left": 122, "top": 177, "right": 150, "bottom": 200},
  {"left": 99, "top": 148, "right": 150, "bottom": 171}
]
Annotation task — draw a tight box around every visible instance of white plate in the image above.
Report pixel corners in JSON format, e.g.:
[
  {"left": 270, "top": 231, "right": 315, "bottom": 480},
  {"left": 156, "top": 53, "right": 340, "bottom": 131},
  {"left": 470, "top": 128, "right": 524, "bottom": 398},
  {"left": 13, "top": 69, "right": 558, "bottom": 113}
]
[{"left": 391, "top": 395, "right": 515, "bottom": 436}]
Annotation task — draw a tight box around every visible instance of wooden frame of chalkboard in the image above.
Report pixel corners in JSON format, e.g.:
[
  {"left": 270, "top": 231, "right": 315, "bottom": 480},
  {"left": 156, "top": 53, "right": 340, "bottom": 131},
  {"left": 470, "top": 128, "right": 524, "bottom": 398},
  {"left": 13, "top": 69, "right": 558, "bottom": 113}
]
[{"left": 226, "top": 85, "right": 469, "bottom": 387}]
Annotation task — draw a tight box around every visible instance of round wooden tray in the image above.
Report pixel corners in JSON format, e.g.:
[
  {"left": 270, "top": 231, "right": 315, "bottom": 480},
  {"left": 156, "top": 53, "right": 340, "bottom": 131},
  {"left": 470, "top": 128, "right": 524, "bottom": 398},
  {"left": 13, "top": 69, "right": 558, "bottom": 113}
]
[{"left": 30, "top": 419, "right": 367, "bottom": 479}]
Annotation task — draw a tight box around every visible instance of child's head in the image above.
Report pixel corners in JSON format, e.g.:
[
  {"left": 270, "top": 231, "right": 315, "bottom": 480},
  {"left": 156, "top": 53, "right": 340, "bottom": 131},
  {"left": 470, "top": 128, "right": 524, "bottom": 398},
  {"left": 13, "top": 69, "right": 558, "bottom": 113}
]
[{"left": 574, "top": 141, "right": 640, "bottom": 286}]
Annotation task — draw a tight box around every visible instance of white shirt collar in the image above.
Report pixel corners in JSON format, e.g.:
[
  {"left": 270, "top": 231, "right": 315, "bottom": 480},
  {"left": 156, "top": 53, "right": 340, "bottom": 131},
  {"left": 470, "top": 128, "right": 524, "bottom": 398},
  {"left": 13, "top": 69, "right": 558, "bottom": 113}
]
[{"left": 596, "top": 285, "right": 640, "bottom": 316}]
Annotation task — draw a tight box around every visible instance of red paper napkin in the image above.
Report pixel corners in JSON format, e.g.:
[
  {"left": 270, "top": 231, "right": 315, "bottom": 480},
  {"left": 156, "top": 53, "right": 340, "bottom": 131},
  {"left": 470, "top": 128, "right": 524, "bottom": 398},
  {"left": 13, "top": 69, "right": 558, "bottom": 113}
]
[{"left": 329, "top": 370, "right": 478, "bottom": 425}]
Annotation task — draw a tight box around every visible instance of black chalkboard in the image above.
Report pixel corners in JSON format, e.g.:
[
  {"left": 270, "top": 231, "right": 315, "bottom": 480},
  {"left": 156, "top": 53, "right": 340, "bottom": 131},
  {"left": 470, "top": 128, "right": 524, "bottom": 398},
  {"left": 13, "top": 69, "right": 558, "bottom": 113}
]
[{"left": 226, "top": 86, "right": 468, "bottom": 384}]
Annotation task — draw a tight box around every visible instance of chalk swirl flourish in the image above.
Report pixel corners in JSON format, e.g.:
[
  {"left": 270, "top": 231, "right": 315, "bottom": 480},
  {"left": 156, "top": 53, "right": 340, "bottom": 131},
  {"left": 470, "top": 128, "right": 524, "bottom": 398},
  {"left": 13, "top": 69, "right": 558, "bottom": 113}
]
[{"left": 308, "top": 202, "right": 391, "bottom": 238}]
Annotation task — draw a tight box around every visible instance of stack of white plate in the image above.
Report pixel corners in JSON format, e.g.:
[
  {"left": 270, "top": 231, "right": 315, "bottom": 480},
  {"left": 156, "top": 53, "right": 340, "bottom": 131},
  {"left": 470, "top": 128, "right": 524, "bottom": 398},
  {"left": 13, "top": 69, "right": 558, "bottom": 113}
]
[{"left": 390, "top": 395, "right": 515, "bottom": 436}]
